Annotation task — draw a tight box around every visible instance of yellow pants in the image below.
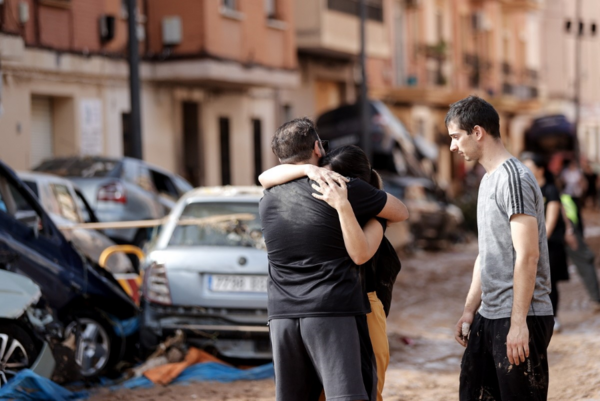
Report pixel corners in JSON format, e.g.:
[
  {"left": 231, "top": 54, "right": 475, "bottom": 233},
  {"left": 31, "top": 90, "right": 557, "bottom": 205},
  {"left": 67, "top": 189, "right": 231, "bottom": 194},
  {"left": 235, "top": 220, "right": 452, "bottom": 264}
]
[
  {"left": 367, "top": 291, "right": 389, "bottom": 401},
  {"left": 320, "top": 292, "right": 389, "bottom": 401}
]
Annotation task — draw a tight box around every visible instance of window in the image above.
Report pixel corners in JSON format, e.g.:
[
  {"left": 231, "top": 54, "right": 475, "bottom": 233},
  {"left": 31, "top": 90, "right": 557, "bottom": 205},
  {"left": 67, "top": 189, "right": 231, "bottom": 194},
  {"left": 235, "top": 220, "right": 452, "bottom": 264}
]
[
  {"left": 253, "top": 119, "right": 263, "bottom": 185},
  {"left": 50, "top": 184, "right": 81, "bottom": 223},
  {"left": 169, "top": 202, "right": 263, "bottom": 249},
  {"left": 122, "top": 112, "right": 134, "bottom": 158},
  {"left": 149, "top": 169, "right": 179, "bottom": 200},
  {"left": 265, "top": 0, "right": 277, "bottom": 19},
  {"left": 0, "top": 175, "right": 45, "bottom": 234},
  {"left": 223, "top": 0, "right": 237, "bottom": 10},
  {"left": 282, "top": 104, "right": 293, "bottom": 123},
  {"left": 219, "top": 117, "right": 232, "bottom": 186}
]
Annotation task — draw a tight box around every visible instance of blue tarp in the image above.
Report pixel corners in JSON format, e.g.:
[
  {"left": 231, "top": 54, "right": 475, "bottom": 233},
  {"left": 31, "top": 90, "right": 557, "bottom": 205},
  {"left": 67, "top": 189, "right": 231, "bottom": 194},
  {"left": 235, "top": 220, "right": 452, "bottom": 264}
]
[
  {"left": 0, "top": 363, "right": 274, "bottom": 400},
  {"left": 0, "top": 370, "right": 87, "bottom": 401}
]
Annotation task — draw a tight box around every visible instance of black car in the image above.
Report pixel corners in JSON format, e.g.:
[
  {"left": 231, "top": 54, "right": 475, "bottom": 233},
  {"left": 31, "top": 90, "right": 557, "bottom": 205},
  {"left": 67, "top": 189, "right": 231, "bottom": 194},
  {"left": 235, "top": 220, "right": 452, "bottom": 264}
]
[{"left": 0, "top": 160, "right": 138, "bottom": 377}]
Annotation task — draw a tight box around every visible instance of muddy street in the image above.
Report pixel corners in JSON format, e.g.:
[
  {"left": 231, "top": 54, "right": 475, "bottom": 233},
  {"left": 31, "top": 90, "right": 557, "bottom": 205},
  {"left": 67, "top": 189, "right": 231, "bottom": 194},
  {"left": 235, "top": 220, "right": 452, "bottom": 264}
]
[{"left": 90, "top": 223, "right": 600, "bottom": 401}]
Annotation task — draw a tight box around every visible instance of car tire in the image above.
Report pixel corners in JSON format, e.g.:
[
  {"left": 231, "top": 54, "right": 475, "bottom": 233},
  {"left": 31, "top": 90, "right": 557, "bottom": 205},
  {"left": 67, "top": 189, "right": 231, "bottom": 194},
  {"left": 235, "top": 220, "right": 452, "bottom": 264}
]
[
  {"left": 0, "top": 322, "right": 40, "bottom": 385},
  {"left": 64, "top": 310, "right": 120, "bottom": 378}
]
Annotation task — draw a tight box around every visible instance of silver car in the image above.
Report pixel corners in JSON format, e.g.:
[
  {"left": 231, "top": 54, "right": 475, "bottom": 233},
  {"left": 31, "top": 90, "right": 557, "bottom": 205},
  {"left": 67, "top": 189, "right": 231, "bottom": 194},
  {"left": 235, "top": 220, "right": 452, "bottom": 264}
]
[
  {"left": 18, "top": 171, "right": 134, "bottom": 274},
  {"left": 0, "top": 270, "right": 56, "bottom": 387},
  {"left": 33, "top": 157, "right": 192, "bottom": 247},
  {"left": 140, "top": 186, "right": 270, "bottom": 359}
]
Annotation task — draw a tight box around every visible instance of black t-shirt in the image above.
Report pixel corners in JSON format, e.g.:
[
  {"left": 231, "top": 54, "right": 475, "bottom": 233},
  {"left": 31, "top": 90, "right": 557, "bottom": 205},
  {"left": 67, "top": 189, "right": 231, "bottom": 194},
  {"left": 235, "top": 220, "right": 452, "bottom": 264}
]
[
  {"left": 364, "top": 218, "right": 387, "bottom": 293},
  {"left": 541, "top": 182, "right": 565, "bottom": 243},
  {"left": 259, "top": 177, "right": 388, "bottom": 319}
]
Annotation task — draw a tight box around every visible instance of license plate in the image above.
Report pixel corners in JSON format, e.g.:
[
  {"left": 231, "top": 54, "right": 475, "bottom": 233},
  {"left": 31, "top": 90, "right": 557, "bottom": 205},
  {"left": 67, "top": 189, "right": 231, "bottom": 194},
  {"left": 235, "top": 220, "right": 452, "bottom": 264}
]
[{"left": 209, "top": 275, "right": 267, "bottom": 293}]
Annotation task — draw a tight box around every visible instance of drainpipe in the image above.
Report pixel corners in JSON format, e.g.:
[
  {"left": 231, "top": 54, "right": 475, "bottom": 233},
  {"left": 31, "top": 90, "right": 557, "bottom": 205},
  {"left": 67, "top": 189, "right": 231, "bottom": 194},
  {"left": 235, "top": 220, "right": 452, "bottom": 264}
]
[
  {"left": 127, "top": 0, "right": 143, "bottom": 159},
  {"left": 359, "top": 0, "right": 371, "bottom": 161}
]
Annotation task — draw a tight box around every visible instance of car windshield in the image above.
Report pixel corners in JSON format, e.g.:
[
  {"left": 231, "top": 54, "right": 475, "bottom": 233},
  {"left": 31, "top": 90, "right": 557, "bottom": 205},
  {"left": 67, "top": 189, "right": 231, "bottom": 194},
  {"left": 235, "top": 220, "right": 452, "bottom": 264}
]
[
  {"left": 168, "top": 202, "right": 264, "bottom": 249},
  {"left": 35, "top": 159, "right": 119, "bottom": 178}
]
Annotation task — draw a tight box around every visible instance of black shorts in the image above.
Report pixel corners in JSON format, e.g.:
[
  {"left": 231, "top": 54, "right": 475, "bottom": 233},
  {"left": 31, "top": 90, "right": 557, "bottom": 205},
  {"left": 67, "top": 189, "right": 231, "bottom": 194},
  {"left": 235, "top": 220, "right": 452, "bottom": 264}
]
[
  {"left": 460, "top": 313, "right": 554, "bottom": 401},
  {"left": 269, "top": 315, "right": 376, "bottom": 401}
]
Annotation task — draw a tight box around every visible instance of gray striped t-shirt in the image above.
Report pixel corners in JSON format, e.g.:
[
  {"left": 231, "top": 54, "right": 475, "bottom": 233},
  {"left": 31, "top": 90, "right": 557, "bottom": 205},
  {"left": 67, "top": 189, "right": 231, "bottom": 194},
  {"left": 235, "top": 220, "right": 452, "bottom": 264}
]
[{"left": 476, "top": 157, "right": 553, "bottom": 319}]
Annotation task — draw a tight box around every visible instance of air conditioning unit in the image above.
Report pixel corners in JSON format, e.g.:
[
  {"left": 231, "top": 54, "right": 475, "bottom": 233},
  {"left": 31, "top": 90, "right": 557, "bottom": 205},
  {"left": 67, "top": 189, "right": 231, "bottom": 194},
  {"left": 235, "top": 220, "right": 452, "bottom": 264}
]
[
  {"left": 162, "top": 16, "right": 182, "bottom": 46},
  {"left": 99, "top": 15, "right": 116, "bottom": 43},
  {"left": 18, "top": 1, "right": 29, "bottom": 24}
]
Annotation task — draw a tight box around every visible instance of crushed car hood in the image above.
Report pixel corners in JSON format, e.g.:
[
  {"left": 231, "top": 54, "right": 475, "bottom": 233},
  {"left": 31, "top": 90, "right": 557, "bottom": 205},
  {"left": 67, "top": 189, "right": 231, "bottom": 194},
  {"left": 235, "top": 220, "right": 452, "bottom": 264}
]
[{"left": 0, "top": 270, "right": 42, "bottom": 319}]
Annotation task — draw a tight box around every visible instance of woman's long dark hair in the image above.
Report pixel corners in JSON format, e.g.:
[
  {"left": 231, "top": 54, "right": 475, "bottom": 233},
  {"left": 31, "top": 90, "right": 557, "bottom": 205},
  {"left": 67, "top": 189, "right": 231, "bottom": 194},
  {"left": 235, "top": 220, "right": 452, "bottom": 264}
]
[
  {"left": 320, "top": 145, "right": 382, "bottom": 189},
  {"left": 522, "top": 152, "right": 555, "bottom": 184}
]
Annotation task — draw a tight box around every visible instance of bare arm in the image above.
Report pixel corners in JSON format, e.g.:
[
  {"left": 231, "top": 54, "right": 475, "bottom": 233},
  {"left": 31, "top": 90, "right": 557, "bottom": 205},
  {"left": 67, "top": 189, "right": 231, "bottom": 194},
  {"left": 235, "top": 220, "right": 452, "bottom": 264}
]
[
  {"left": 258, "top": 164, "right": 347, "bottom": 189},
  {"left": 455, "top": 255, "right": 482, "bottom": 347},
  {"left": 312, "top": 177, "right": 383, "bottom": 265},
  {"left": 507, "top": 214, "right": 539, "bottom": 366},
  {"left": 376, "top": 193, "right": 410, "bottom": 223},
  {"left": 545, "top": 200, "right": 560, "bottom": 238}
]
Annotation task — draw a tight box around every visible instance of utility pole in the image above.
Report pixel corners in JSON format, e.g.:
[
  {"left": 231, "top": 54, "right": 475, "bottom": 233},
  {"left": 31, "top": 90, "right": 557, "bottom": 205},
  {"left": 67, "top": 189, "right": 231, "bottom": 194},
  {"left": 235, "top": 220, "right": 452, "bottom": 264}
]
[
  {"left": 127, "top": 0, "right": 143, "bottom": 160},
  {"left": 359, "top": 0, "right": 371, "bottom": 162},
  {"left": 574, "top": 0, "right": 582, "bottom": 160}
]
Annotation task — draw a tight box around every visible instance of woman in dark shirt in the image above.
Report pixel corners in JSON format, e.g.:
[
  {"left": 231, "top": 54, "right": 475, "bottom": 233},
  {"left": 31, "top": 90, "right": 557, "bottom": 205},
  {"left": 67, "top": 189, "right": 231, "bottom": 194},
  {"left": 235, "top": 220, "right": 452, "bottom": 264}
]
[{"left": 523, "top": 154, "right": 570, "bottom": 331}]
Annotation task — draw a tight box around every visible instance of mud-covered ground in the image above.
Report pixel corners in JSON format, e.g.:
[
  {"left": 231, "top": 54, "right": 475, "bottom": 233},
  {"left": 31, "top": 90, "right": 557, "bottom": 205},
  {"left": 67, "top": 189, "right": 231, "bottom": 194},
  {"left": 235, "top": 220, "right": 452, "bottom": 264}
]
[{"left": 90, "top": 212, "right": 600, "bottom": 401}]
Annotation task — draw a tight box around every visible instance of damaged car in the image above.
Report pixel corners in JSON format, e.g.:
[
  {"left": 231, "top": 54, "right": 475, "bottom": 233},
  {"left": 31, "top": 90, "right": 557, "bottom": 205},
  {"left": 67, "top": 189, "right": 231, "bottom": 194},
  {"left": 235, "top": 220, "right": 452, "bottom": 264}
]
[
  {"left": 0, "top": 270, "right": 56, "bottom": 387},
  {"left": 140, "top": 186, "right": 270, "bottom": 360},
  {"left": 0, "top": 160, "right": 139, "bottom": 378}
]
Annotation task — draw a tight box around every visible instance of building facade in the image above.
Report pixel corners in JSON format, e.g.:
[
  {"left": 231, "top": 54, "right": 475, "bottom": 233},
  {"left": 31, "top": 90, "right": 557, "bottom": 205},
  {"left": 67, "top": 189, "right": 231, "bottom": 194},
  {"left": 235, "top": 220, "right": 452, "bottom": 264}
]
[
  {"left": 371, "top": 0, "right": 544, "bottom": 194},
  {"left": 541, "top": 0, "right": 600, "bottom": 163},
  {"left": 0, "top": 0, "right": 298, "bottom": 186}
]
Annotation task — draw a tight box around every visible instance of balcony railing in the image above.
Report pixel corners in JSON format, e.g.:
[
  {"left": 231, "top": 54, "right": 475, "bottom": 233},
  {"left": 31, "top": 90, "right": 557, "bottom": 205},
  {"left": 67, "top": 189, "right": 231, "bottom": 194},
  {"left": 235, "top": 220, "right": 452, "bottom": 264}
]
[{"left": 327, "top": 0, "right": 384, "bottom": 22}]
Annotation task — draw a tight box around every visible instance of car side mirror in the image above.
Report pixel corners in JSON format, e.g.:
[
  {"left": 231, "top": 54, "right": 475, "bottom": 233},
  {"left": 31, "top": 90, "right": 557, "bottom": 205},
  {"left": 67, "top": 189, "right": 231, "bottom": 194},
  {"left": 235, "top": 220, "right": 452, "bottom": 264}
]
[{"left": 16, "top": 210, "right": 41, "bottom": 238}]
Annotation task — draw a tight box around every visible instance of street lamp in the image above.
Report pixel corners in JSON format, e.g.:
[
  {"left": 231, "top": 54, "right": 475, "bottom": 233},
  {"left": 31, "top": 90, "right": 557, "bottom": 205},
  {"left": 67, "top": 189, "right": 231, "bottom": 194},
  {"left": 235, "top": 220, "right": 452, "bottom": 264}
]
[
  {"left": 127, "top": 0, "right": 143, "bottom": 160},
  {"left": 359, "top": 0, "right": 371, "bottom": 162}
]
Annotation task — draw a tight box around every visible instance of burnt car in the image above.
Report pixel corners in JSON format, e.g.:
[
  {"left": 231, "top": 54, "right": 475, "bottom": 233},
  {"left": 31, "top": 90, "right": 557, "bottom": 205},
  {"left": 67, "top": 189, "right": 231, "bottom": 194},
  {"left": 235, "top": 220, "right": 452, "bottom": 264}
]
[
  {"left": 140, "top": 186, "right": 270, "bottom": 360},
  {"left": 0, "top": 160, "right": 138, "bottom": 377}
]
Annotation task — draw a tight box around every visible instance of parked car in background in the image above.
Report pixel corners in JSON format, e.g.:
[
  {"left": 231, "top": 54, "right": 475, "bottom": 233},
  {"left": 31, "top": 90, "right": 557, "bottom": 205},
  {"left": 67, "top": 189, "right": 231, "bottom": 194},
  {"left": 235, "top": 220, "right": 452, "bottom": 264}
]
[
  {"left": 381, "top": 173, "right": 463, "bottom": 248},
  {"left": 33, "top": 157, "right": 193, "bottom": 247},
  {"left": 0, "top": 270, "right": 56, "bottom": 387},
  {"left": 140, "top": 186, "right": 270, "bottom": 360},
  {"left": 17, "top": 171, "right": 133, "bottom": 274},
  {"left": 0, "top": 160, "right": 139, "bottom": 377}
]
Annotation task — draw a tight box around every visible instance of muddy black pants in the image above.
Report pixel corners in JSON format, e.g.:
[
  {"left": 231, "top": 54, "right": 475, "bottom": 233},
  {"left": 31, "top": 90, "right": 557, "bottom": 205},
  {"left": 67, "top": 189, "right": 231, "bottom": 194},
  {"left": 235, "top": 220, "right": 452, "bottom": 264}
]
[{"left": 459, "top": 313, "right": 554, "bottom": 401}]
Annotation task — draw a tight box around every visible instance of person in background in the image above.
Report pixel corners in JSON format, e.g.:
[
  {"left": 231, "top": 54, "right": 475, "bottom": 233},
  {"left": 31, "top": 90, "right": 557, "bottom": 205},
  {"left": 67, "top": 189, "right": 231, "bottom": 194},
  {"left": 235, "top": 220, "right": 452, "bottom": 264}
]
[
  {"left": 582, "top": 160, "right": 598, "bottom": 210},
  {"left": 560, "top": 159, "right": 585, "bottom": 234},
  {"left": 522, "top": 153, "right": 572, "bottom": 332},
  {"left": 560, "top": 193, "right": 600, "bottom": 312}
]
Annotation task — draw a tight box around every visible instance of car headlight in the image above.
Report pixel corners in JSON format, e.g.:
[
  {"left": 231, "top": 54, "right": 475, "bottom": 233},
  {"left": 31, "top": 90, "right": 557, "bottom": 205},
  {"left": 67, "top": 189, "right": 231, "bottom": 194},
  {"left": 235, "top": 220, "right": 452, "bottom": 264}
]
[{"left": 143, "top": 262, "right": 172, "bottom": 305}]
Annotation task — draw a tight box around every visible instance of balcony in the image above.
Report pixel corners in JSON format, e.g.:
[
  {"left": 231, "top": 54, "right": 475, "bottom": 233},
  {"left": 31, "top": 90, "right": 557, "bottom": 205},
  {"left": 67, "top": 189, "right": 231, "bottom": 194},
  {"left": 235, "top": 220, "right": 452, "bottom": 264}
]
[
  {"left": 499, "top": 0, "right": 544, "bottom": 11},
  {"left": 294, "top": 0, "right": 391, "bottom": 58}
]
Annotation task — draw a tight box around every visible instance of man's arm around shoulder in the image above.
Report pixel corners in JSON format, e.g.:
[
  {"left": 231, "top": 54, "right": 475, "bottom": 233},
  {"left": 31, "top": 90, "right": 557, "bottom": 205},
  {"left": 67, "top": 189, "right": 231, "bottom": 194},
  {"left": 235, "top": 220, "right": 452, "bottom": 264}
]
[{"left": 377, "top": 193, "right": 409, "bottom": 223}]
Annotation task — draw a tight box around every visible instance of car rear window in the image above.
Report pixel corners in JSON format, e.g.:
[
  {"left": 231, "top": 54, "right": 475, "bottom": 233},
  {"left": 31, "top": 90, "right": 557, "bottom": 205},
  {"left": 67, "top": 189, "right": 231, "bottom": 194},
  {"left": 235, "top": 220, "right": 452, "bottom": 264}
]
[
  {"left": 35, "top": 159, "right": 119, "bottom": 178},
  {"left": 168, "top": 202, "right": 264, "bottom": 249}
]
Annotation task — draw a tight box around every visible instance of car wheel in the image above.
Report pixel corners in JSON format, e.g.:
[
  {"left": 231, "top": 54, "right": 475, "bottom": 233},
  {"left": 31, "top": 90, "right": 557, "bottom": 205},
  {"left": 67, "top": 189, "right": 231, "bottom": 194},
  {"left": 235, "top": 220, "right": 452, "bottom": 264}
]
[
  {"left": 0, "top": 322, "right": 40, "bottom": 386},
  {"left": 64, "top": 312, "right": 117, "bottom": 377}
]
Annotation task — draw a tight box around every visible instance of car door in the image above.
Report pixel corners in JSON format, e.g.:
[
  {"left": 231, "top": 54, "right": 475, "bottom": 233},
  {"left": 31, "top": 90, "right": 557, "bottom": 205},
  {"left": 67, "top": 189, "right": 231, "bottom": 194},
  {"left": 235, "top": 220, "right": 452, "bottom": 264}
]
[{"left": 0, "top": 166, "right": 80, "bottom": 310}]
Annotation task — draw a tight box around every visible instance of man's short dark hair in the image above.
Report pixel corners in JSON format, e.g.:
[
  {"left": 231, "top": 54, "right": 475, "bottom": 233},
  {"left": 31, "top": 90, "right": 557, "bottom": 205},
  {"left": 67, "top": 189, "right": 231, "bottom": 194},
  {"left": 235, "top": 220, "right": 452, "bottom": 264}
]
[
  {"left": 445, "top": 95, "right": 501, "bottom": 139},
  {"left": 271, "top": 117, "right": 320, "bottom": 163}
]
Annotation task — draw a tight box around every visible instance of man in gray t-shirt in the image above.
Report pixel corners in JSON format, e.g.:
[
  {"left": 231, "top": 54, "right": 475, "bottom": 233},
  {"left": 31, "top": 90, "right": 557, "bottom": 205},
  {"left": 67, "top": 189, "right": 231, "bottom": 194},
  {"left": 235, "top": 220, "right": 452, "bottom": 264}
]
[{"left": 447, "top": 96, "right": 554, "bottom": 401}]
